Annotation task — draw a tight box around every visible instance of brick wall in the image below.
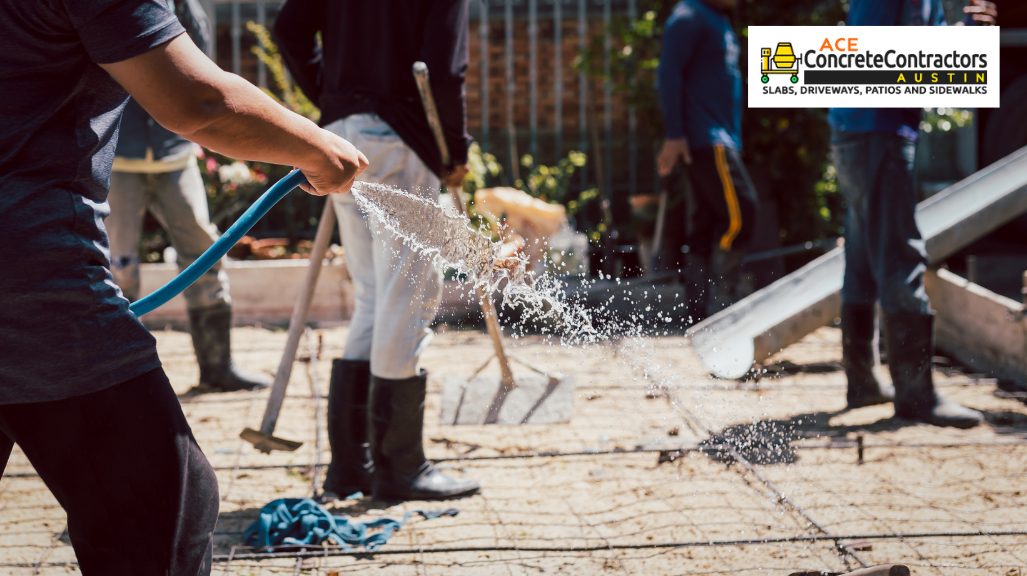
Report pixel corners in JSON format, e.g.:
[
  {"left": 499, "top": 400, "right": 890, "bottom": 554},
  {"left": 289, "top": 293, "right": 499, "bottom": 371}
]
[{"left": 213, "top": 5, "right": 656, "bottom": 196}]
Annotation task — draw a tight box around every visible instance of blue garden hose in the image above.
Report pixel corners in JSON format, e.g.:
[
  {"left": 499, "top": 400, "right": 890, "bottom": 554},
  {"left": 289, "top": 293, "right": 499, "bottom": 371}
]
[{"left": 129, "top": 169, "right": 308, "bottom": 317}]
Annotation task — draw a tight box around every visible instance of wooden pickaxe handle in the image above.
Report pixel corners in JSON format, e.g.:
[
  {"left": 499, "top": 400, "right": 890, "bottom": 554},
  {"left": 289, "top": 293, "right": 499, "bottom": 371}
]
[
  {"left": 256, "top": 200, "right": 337, "bottom": 437},
  {"left": 841, "top": 566, "right": 910, "bottom": 576}
]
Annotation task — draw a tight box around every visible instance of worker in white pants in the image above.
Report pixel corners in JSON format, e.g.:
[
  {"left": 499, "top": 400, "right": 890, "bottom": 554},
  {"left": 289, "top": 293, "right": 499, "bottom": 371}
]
[
  {"left": 275, "top": 0, "right": 478, "bottom": 498},
  {"left": 316, "top": 113, "right": 479, "bottom": 501},
  {"left": 275, "top": 0, "right": 480, "bottom": 502}
]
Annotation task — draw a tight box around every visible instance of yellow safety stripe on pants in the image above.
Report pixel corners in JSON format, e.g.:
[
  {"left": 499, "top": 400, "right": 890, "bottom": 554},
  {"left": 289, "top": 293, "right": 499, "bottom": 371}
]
[{"left": 714, "top": 144, "right": 742, "bottom": 251}]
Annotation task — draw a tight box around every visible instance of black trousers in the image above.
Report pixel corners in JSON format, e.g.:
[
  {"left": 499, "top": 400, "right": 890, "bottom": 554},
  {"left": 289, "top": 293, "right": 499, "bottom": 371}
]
[
  {"left": 0, "top": 368, "right": 218, "bottom": 575},
  {"left": 687, "top": 144, "right": 759, "bottom": 258}
]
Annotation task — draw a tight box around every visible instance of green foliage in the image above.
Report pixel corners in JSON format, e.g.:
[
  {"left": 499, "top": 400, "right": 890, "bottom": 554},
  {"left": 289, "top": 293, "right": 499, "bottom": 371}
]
[
  {"left": 739, "top": 1, "right": 849, "bottom": 244},
  {"left": 463, "top": 144, "right": 598, "bottom": 224},
  {"left": 246, "top": 22, "right": 319, "bottom": 122},
  {"left": 574, "top": 7, "right": 664, "bottom": 126},
  {"left": 462, "top": 142, "right": 504, "bottom": 193},
  {"left": 921, "top": 108, "right": 974, "bottom": 133},
  {"left": 515, "top": 151, "right": 596, "bottom": 216}
]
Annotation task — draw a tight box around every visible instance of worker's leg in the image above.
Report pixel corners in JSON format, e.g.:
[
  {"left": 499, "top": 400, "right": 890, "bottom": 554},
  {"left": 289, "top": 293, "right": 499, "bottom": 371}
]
[
  {"left": 152, "top": 164, "right": 268, "bottom": 391},
  {"left": 327, "top": 115, "right": 386, "bottom": 362},
  {"left": 320, "top": 114, "right": 399, "bottom": 498},
  {"left": 151, "top": 163, "right": 228, "bottom": 310},
  {"left": 0, "top": 368, "right": 219, "bottom": 575},
  {"left": 686, "top": 144, "right": 759, "bottom": 315},
  {"left": 368, "top": 142, "right": 442, "bottom": 381},
  {"left": 832, "top": 133, "right": 891, "bottom": 408},
  {"left": 105, "top": 172, "right": 150, "bottom": 301},
  {"left": 862, "top": 133, "right": 980, "bottom": 427},
  {"left": 860, "top": 134, "right": 929, "bottom": 317}
]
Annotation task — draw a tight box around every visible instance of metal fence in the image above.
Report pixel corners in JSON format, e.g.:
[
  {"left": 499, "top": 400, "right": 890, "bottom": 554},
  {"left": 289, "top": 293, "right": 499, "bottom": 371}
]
[{"left": 205, "top": 0, "right": 653, "bottom": 215}]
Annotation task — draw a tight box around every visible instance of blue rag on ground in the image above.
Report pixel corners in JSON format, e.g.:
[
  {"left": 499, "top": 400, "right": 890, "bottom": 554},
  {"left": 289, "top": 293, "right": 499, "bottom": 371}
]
[{"left": 243, "top": 498, "right": 458, "bottom": 551}]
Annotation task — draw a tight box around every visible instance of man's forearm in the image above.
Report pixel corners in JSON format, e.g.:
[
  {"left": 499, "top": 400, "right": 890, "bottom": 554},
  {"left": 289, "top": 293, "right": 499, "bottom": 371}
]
[
  {"left": 180, "top": 72, "right": 327, "bottom": 171},
  {"left": 105, "top": 36, "right": 324, "bottom": 173},
  {"left": 102, "top": 34, "right": 365, "bottom": 195}
]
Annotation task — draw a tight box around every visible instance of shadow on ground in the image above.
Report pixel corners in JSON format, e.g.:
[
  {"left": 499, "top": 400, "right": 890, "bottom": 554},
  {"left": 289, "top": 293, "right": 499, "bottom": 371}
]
[{"left": 697, "top": 371, "right": 1027, "bottom": 466}]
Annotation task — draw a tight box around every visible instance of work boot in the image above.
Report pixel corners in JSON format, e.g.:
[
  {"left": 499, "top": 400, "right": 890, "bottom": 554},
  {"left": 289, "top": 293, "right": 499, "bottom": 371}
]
[
  {"left": 322, "top": 359, "right": 374, "bottom": 500},
  {"left": 684, "top": 253, "right": 710, "bottom": 325},
  {"left": 842, "top": 303, "right": 894, "bottom": 409},
  {"left": 188, "top": 303, "right": 271, "bottom": 392},
  {"left": 370, "top": 371, "right": 479, "bottom": 501},
  {"left": 707, "top": 248, "right": 747, "bottom": 314},
  {"left": 884, "top": 312, "right": 983, "bottom": 429}
]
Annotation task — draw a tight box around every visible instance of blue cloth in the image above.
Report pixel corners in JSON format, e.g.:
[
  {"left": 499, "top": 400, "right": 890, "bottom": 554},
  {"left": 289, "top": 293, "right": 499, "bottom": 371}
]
[
  {"left": 243, "top": 498, "right": 459, "bottom": 551},
  {"left": 657, "top": 0, "right": 742, "bottom": 150},
  {"left": 833, "top": 132, "right": 930, "bottom": 314},
  {"left": 828, "top": 0, "right": 947, "bottom": 137},
  {"left": 0, "top": 0, "right": 185, "bottom": 404}
]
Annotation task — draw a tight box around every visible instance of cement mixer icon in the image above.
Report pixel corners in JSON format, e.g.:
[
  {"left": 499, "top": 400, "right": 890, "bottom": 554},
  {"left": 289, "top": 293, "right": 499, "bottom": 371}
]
[{"left": 760, "top": 42, "right": 799, "bottom": 84}]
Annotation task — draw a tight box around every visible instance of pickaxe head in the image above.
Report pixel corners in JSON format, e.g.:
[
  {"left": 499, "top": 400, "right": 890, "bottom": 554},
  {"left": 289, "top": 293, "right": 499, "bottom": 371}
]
[{"left": 240, "top": 427, "right": 303, "bottom": 453}]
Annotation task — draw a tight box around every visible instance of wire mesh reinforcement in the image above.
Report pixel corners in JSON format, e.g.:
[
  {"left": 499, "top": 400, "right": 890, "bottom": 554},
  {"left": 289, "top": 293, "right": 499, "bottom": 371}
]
[{"left": 2, "top": 327, "right": 1025, "bottom": 575}]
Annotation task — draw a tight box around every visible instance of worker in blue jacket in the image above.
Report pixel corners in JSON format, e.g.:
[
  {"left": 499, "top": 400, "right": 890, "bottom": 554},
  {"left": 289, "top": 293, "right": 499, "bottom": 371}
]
[
  {"left": 830, "top": 0, "right": 996, "bottom": 427},
  {"left": 656, "top": 0, "right": 760, "bottom": 323}
]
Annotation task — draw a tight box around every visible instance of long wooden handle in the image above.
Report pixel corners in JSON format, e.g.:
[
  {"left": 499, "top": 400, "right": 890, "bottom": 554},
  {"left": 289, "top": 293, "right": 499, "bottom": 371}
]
[
  {"left": 412, "top": 61, "right": 452, "bottom": 169},
  {"left": 258, "top": 200, "right": 337, "bottom": 434},
  {"left": 841, "top": 565, "right": 910, "bottom": 576}
]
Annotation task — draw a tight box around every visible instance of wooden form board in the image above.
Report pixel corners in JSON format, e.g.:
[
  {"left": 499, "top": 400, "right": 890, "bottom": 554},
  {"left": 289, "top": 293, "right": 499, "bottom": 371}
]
[
  {"left": 928, "top": 268, "right": 1027, "bottom": 383},
  {"left": 687, "top": 145, "right": 1027, "bottom": 378}
]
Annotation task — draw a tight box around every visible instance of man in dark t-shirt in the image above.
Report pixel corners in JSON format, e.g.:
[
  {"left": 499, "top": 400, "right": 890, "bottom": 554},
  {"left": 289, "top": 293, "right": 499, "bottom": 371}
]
[{"left": 0, "top": 0, "right": 366, "bottom": 572}]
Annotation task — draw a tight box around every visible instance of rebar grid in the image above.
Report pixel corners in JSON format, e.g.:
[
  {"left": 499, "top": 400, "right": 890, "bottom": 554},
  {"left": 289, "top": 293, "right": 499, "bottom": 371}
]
[{"left": 1, "top": 326, "right": 1025, "bottom": 576}]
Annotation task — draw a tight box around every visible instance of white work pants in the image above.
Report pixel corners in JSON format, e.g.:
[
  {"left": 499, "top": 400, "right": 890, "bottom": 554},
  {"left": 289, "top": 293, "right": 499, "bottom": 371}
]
[{"left": 326, "top": 114, "right": 443, "bottom": 379}]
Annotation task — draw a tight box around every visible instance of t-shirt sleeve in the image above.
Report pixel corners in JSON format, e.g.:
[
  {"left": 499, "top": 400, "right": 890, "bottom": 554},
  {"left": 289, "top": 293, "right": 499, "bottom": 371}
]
[
  {"left": 657, "top": 7, "right": 703, "bottom": 139},
  {"left": 61, "top": 0, "right": 186, "bottom": 64}
]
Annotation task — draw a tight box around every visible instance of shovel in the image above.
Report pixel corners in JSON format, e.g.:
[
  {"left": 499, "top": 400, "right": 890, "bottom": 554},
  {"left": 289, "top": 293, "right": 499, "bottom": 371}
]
[{"left": 413, "top": 62, "right": 571, "bottom": 426}]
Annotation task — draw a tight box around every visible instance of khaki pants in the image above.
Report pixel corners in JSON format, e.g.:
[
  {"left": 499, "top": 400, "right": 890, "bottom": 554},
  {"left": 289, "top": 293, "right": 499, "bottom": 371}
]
[
  {"left": 107, "top": 161, "right": 229, "bottom": 310},
  {"left": 326, "top": 114, "right": 442, "bottom": 379}
]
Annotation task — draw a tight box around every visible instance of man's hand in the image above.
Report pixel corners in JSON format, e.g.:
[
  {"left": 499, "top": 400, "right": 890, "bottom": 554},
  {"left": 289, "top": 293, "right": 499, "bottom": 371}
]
[
  {"left": 297, "top": 131, "right": 368, "bottom": 196},
  {"left": 657, "top": 138, "right": 692, "bottom": 177},
  {"left": 442, "top": 164, "right": 469, "bottom": 189},
  {"left": 964, "top": 0, "right": 997, "bottom": 25}
]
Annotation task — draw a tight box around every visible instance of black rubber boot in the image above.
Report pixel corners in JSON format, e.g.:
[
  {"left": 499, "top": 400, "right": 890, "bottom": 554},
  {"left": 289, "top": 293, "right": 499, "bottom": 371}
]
[
  {"left": 322, "top": 359, "right": 374, "bottom": 499},
  {"left": 188, "top": 304, "right": 270, "bottom": 392},
  {"left": 884, "top": 312, "right": 982, "bottom": 429},
  {"left": 370, "top": 371, "right": 480, "bottom": 501},
  {"left": 842, "top": 303, "right": 894, "bottom": 409}
]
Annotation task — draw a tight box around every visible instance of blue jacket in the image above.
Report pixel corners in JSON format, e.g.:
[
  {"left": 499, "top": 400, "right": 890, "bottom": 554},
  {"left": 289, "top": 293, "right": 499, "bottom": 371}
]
[
  {"left": 115, "top": 0, "right": 211, "bottom": 162},
  {"left": 828, "top": 0, "right": 946, "bottom": 137},
  {"left": 657, "top": 0, "right": 742, "bottom": 150}
]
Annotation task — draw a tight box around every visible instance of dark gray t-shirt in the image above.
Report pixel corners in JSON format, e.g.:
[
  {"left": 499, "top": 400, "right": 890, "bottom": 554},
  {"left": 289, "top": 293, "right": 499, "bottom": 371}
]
[{"left": 0, "top": 0, "right": 185, "bottom": 404}]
